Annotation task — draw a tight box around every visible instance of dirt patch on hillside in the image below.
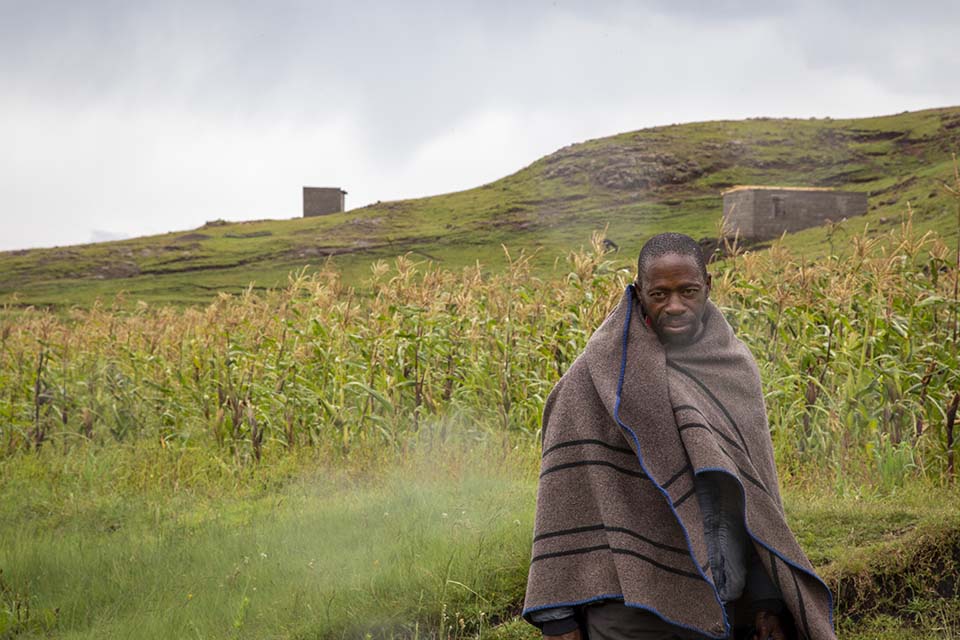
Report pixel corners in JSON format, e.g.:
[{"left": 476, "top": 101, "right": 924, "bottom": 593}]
[
  {"left": 543, "top": 144, "right": 706, "bottom": 190},
  {"left": 173, "top": 233, "right": 212, "bottom": 242},
  {"left": 288, "top": 243, "right": 389, "bottom": 260},
  {"left": 225, "top": 231, "right": 273, "bottom": 239},
  {"left": 847, "top": 129, "right": 906, "bottom": 143},
  {"left": 295, "top": 217, "right": 386, "bottom": 238},
  {"left": 36, "top": 249, "right": 81, "bottom": 266},
  {"left": 92, "top": 261, "right": 141, "bottom": 279},
  {"left": 594, "top": 155, "right": 705, "bottom": 190},
  {"left": 867, "top": 176, "right": 919, "bottom": 197},
  {"left": 942, "top": 114, "right": 960, "bottom": 130}
]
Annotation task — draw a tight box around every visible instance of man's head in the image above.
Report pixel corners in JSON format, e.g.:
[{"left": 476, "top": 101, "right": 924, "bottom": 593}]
[{"left": 635, "top": 233, "right": 711, "bottom": 346}]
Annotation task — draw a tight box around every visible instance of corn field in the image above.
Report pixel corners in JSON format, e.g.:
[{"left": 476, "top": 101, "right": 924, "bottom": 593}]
[{"left": 1, "top": 217, "right": 958, "bottom": 485}]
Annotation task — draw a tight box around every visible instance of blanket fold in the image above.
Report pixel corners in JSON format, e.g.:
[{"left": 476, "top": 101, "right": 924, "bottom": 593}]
[{"left": 523, "top": 286, "right": 835, "bottom": 640}]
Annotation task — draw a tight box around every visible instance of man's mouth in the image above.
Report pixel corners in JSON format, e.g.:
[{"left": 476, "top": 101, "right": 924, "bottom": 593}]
[{"left": 660, "top": 320, "right": 692, "bottom": 335}]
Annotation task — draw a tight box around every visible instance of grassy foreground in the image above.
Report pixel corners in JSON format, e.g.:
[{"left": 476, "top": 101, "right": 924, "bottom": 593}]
[
  {"left": 2, "top": 442, "right": 958, "bottom": 639},
  {"left": 0, "top": 442, "right": 536, "bottom": 639}
]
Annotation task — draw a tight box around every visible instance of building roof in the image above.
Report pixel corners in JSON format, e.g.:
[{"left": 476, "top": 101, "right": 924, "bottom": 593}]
[
  {"left": 303, "top": 186, "right": 348, "bottom": 194},
  {"left": 721, "top": 185, "right": 841, "bottom": 196}
]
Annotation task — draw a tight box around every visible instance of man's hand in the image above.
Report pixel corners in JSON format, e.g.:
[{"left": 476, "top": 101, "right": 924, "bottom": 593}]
[
  {"left": 754, "top": 610, "right": 786, "bottom": 640},
  {"left": 544, "top": 629, "right": 581, "bottom": 640}
]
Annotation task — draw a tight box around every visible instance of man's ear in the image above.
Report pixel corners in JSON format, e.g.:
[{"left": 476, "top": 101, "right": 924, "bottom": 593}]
[
  {"left": 705, "top": 273, "right": 713, "bottom": 296},
  {"left": 631, "top": 279, "right": 645, "bottom": 309}
]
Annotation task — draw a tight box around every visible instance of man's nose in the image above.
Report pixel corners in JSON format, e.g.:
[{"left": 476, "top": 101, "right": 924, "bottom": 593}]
[{"left": 665, "top": 295, "right": 685, "bottom": 314}]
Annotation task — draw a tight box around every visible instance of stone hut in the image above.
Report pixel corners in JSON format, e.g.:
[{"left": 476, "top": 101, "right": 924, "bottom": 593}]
[
  {"left": 303, "top": 187, "right": 347, "bottom": 217},
  {"left": 722, "top": 186, "right": 867, "bottom": 241}
]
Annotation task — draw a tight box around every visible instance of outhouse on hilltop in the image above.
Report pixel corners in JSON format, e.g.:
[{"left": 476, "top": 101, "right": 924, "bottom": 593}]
[{"left": 303, "top": 187, "right": 348, "bottom": 217}]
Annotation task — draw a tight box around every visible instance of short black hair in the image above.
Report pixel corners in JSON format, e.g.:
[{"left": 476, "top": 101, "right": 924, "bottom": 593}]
[{"left": 636, "top": 232, "right": 708, "bottom": 285}]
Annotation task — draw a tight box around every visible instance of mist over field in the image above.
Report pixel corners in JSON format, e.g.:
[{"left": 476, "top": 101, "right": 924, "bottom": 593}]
[{"left": 2, "top": 443, "right": 535, "bottom": 637}]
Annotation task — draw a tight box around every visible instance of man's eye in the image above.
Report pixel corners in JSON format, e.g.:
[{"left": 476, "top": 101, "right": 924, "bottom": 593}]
[
  {"left": 683, "top": 288, "right": 699, "bottom": 296},
  {"left": 649, "top": 292, "right": 666, "bottom": 300}
]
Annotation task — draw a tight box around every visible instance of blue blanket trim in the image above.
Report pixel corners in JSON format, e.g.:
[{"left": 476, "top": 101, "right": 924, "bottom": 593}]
[
  {"left": 611, "top": 284, "right": 730, "bottom": 640},
  {"left": 693, "top": 466, "right": 836, "bottom": 630}
]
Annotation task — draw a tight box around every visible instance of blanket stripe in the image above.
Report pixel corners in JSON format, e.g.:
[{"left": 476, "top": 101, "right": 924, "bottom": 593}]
[
  {"left": 666, "top": 359, "right": 752, "bottom": 455},
  {"left": 540, "top": 459, "right": 650, "bottom": 479},
  {"left": 543, "top": 438, "right": 635, "bottom": 457}
]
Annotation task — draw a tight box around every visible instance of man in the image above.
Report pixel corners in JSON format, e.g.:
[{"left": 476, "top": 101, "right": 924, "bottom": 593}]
[{"left": 523, "top": 233, "right": 835, "bottom": 640}]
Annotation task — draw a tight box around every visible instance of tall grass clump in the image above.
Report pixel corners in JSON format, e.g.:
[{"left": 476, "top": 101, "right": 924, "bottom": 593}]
[
  {"left": 0, "top": 219, "right": 957, "bottom": 486},
  {"left": 716, "top": 215, "right": 959, "bottom": 488},
  {"left": 0, "top": 240, "right": 624, "bottom": 459}
]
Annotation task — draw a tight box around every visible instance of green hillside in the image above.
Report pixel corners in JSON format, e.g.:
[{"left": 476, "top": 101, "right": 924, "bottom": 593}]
[{"left": 3, "top": 106, "right": 960, "bottom": 307}]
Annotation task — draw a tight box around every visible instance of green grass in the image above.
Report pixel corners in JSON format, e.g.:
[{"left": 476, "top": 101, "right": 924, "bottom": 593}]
[
  {"left": 2, "top": 443, "right": 958, "bottom": 639},
  {"left": 0, "top": 442, "right": 536, "bottom": 639}
]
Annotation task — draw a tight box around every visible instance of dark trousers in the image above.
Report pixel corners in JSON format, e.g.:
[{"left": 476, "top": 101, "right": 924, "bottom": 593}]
[{"left": 584, "top": 601, "right": 753, "bottom": 640}]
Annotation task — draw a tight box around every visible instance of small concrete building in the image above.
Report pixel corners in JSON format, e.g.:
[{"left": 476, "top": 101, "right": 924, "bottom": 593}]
[
  {"left": 722, "top": 186, "right": 868, "bottom": 241},
  {"left": 303, "top": 187, "right": 347, "bottom": 217}
]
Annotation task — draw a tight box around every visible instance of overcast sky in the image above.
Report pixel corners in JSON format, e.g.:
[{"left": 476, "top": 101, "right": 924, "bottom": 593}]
[{"left": 3, "top": 0, "right": 959, "bottom": 251}]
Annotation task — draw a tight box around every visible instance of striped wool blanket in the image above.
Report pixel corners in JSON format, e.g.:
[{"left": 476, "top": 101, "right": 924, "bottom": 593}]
[{"left": 522, "top": 285, "right": 835, "bottom": 640}]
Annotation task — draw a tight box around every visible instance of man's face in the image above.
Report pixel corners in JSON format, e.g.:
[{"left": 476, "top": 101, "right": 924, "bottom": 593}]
[{"left": 637, "top": 253, "right": 711, "bottom": 346}]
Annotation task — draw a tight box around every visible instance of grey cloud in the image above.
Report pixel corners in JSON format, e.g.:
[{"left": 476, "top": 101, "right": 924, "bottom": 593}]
[
  {"left": 3, "top": 0, "right": 960, "bottom": 251},
  {"left": 6, "top": 1, "right": 957, "bottom": 135}
]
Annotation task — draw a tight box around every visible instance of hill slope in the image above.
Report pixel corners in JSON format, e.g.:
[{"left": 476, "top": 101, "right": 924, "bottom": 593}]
[{"left": 3, "top": 106, "right": 960, "bottom": 307}]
